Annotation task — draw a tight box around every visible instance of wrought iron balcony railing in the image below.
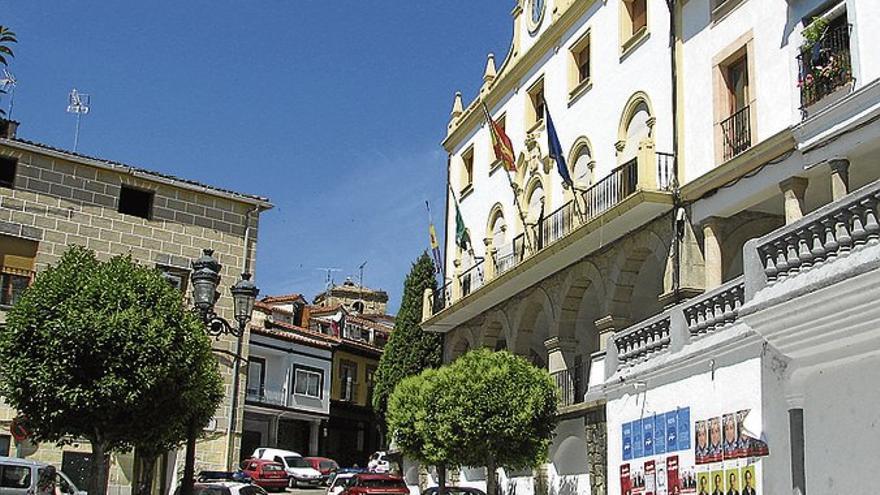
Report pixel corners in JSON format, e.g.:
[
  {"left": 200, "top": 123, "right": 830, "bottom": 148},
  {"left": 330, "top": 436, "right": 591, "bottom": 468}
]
[
  {"left": 551, "top": 364, "right": 588, "bottom": 408},
  {"left": 797, "top": 23, "right": 853, "bottom": 111},
  {"left": 720, "top": 105, "right": 751, "bottom": 161}
]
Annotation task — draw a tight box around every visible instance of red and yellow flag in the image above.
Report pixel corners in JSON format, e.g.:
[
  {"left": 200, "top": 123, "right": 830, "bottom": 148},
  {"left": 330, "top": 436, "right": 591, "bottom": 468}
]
[{"left": 482, "top": 103, "right": 516, "bottom": 173}]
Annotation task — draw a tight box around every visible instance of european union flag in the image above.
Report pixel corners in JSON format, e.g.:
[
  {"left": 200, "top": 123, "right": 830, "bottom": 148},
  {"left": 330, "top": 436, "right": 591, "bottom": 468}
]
[{"left": 546, "top": 107, "right": 574, "bottom": 188}]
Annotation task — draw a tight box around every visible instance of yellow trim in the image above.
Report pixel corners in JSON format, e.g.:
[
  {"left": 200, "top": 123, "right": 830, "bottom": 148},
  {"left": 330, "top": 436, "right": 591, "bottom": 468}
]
[{"left": 568, "top": 28, "right": 592, "bottom": 97}]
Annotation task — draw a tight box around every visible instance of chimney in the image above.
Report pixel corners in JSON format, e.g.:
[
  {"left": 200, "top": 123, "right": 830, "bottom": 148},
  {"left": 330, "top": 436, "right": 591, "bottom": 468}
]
[{"left": 0, "top": 119, "right": 18, "bottom": 139}]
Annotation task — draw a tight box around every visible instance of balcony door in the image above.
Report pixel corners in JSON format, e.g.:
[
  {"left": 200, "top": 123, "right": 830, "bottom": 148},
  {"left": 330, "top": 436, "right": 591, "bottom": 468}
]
[{"left": 247, "top": 357, "right": 266, "bottom": 397}]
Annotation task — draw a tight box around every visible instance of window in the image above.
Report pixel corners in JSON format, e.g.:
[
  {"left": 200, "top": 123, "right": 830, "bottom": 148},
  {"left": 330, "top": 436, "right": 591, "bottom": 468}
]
[
  {"left": 366, "top": 365, "right": 377, "bottom": 402},
  {"left": 0, "top": 465, "right": 31, "bottom": 488},
  {"left": 0, "top": 235, "right": 37, "bottom": 308},
  {"left": 571, "top": 146, "right": 594, "bottom": 187},
  {"left": 569, "top": 31, "right": 592, "bottom": 95},
  {"left": 0, "top": 156, "right": 16, "bottom": 189},
  {"left": 1, "top": 269, "right": 31, "bottom": 307},
  {"left": 247, "top": 357, "right": 266, "bottom": 396},
  {"left": 460, "top": 146, "right": 474, "bottom": 194},
  {"left": 713, "top": 38, "right": 754, "bottom": 162},
  {"left": 527, "top": 78, "right": 545, "bottom": 130},
  {"left": 621, "top": 0, "right": 648, "bottom": 51},
  {"left": 340, "top": 360, "right": 358, "bottom": 401},
  {"left": 157, "top": 265, "right": 189, "bottom": 293},
  {"left": 118, "top": 185, "right": 154, "bottom": 219},
  {"left": 293, "top": 367, "right": 322, "bottom": 399}
]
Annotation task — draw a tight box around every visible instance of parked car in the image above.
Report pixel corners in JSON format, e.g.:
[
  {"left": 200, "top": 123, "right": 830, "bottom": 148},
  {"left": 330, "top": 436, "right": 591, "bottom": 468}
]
[
  {"left": 250, "top": 448, "right": 323, "bottom": 488},
  {"left": 174, "top": 481, "right": 267, "bottom": 495},
  {"left": 422, "top": 488, "right": 486, "bottom": 495},
  {"left": 0, "top": 457, "right": 85, "bottom": 495},
  {"left": 326, "top": 471, "right": 359, "bottom": 495},
  {"left": 197, "top": 471, "right": 253, "bottom": 484},
  {"left": 239, "top": 460, "right": 288, "bottom": 492},
  {"left": 340, "top": 474, "right": 408, "bottom": 495},
  {"left": 305, "top": 457, "right": 339, "bottom": 485},
  {"left": 366, "top": 452, "right": 391, "bottom": 474}
]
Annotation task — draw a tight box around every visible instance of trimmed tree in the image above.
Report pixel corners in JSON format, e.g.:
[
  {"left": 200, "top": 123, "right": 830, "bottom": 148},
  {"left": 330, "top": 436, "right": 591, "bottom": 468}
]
[
  {"left": 0, "top": 247, "right": 223, "bottom": 495},
  {"left": 432, "top": 349, "right": 558, "bottom": 495},
  {"left": 372, "top": 252, "right": 441, "bottom": 428}
]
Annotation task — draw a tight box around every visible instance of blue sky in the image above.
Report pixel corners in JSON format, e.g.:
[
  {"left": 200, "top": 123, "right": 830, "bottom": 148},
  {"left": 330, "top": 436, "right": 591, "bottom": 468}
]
[{"left": 2, "top": 2, "right": 512, "bottom": 312}]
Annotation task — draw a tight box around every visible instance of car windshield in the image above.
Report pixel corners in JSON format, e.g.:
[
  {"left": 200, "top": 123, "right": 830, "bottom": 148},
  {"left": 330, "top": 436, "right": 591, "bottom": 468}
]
[
  {"left": 285, "top": 457, "right": 311, "bottom": 468},
  {"left": 262, "top": 464, "right": 283, "bottom": 472},
  {"left": 359, "top": 479, "right": 405, "bottom": 489},
  {"left": 320, "top": 461, "right": 338, "bottom": 470}
]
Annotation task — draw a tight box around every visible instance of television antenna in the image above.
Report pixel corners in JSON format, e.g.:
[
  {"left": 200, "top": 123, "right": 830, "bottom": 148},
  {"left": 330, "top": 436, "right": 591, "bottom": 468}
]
[
  {"left": 316, "top": 267, "right": 341, "bottom": 290},
  {"left": 357, "top": 261, "right": 368, "bottom": 290},
  {"left": 66, "top": 88, "right": 90, "bottom": 152},
  {"left": 0, "top": 69, "right": 17, "bottom": 119}
]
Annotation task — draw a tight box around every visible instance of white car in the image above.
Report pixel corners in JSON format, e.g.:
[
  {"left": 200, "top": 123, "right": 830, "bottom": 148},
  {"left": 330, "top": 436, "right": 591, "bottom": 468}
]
[
  {"left": 326, "top": 472, "right": 358, "bottom": 495},
  {"left": 251, "top": 448, "right": 323, "bottom": 488},
  {"left": 174, "top": 481, "right": 267, "bottom": 495},
  {"left": 367, "top": 451, "right": 391, "bottom": 473}
]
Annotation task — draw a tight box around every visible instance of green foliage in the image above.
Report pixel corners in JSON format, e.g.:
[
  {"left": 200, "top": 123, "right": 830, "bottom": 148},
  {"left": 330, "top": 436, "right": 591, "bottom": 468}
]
[
  {"left": 0, "top": 247, "right": 222, "bottom": 477},
  {"left": 372, "top": 252, "right": 441, "bottom": 426},
  {"left": 386, "top": 369, "right": 442, "bottom": 465},
  {"left": 802, "top": 16, "right": 829, "bottom": 46}
]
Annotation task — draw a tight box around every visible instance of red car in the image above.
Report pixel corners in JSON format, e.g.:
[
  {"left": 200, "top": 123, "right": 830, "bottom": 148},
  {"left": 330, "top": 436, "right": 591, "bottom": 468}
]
[
  {"left": 304, "top": 457, "right": 339, "bottom": 484},
  {"left": 240, "top": 459, "right": 288, "bottom": 491},
  {"left": 341, "top": 474, "right": 409, "bottom": 495}
]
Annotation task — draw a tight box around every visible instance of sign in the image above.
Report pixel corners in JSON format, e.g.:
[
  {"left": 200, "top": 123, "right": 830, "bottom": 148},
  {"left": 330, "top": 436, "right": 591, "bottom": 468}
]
[{"left": 10, "top": 417, "right": 28, "bottom": 442}]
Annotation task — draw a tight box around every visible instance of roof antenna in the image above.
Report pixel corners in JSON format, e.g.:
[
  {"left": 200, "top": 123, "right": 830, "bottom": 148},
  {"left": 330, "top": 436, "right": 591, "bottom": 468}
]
[
  {"left": 66, "top": 88, "right": 90, "bottom": 152},
  {"left": 0, "top": 69, "right": 17, "bottom": 119},
  {"left": 316, "top": 267, "right": 341, "bottom": 291},
  {"left": 358, "top": 261, "right": 367, "bottom": 291}
]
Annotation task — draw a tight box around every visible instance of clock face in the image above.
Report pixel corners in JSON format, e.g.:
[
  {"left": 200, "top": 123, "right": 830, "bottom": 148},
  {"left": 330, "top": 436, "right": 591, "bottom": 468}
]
[{"left": 531, "top": 0, "right": 545, "bottom": 25}]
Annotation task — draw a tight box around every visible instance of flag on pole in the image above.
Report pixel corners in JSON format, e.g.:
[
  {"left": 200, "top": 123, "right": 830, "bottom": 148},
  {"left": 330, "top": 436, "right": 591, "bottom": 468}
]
[
  {"left": 482, "top": 102, "right": 517, "bottom": 172},
  {"left": 426, "top": 201, "right": 443, "bottom": 275},
  {"left": 452, "top": 192, "right": 471, "bottom": 251},
  {"left": 546, "top": 106, "right": 573, "bottom": 188}
]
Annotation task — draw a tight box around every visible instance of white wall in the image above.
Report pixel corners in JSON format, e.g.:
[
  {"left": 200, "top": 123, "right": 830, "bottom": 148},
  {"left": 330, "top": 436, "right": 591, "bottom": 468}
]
[{"left": 249, "top": 333, "right": 333, "bottom": 415}]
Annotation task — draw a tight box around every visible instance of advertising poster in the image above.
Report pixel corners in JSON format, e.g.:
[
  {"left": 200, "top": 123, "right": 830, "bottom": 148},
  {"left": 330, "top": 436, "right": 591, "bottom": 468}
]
[
  {"left": 632, "top": 465, "right": 645, "bottom": 494},
  {"left": 677, "top": 408, "right": 691, "bottom": 450},
  {"left": 654, "top": 414, "right": 667, "bottom": 455},
  {"left": 696, "top": 472, "right": 710, "bottom": 495},
  {"left": 665, "top": 456, "right": 679, "bottom": 495},
  {"left": 680, "top": 465, "right": 697, "bottom": 494},
  {"left": 707, "top": 417, "right": 723, "bottom": 463},
  {"left": 621, "top": 464, "right": 632, "bottom": 495},
  {"left": 624, "top": 422, "right": 633, "bottom": 461},
  {"left": 722, "top": 413, "right": 738, "bottom": 460},
  {"left": 725, "top": 468, "right": 741, "bottom": 495},
  {"left": 633, "top": 420, "right": 644, "bottom": 459},
  {"left": 710, "top": 470, "right": 724, "bottom": 495},
  {"left": 643, "top": 417, "right": 655, "bottom": 457},
  {"left": 736, "top": 410, "right": 770, "bottom": 458},
  {"left": 695, "top": 420, "right": 708, "bottom": 465},
  {"left": 644, "top": 460, "right": 656, "bottom": 495},
  {"left": 741, "top": 465, "right": 757, "bottom": 495},
  {"left": 666, "top": 412, "right": 678, "bottom": 451}
]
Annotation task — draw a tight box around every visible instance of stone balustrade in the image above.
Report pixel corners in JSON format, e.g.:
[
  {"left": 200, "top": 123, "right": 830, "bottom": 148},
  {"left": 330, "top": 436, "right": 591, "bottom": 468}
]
[
  {"left": 683, "top": 276, "right": 745, "bottom": 337},
  {"left": 613, "top": 314, "right": 671, "bottom": 367}
]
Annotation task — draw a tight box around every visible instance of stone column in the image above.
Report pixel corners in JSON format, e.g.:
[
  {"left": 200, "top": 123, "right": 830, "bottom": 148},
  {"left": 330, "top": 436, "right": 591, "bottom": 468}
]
[
  {"left": 451, "top": 259, "right": 462, "bottom": 302},
  {"left": 544, "top": 336, "right": 577, "bottom": 374},
  {"left": 483, "top": 237, "right": 496, "bottom": 281},
  {"left": 584, "top": 408, "right": 608, "bottom": 495},
  {"left": 779, "top": 177, "right": 809, "bottom": 225},
  {"left": 595, "top": 315, "right": 630, "bottom": 353},
  {"left": 701, "top": 217, "right": 724, "bottom": 290},
  {"left": 308, "top": 420, "right": 320, "bottom": 457},
  {"left": 829, "top": 158, "right": 850, "bottom": 201},
  {"left": 422, "top": 288, "right": 433, "bottom": 322},
  {"left": 636, "top": 136, "right": 657, "bottom": 190}
]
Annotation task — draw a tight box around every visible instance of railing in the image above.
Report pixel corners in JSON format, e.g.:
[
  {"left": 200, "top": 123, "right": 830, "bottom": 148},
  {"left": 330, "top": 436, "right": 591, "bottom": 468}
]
[
  {"left": 797, "top": 23, "right": 853, "bottom": 110},
  {"left": 342, "top": 379, "right": 359, "bottom": 403},
  {"left": 683, "top": 277, "right": 745, "bottom": 338},
  {"left": 460, "top": 259, "right": 485, "bottom": 297},
  {"left": 720, "top": 105, "right": 751, "bottom": 161},
  {"left": 755, "top": 182, "right": 880, "bottom": 285},
  {"left": 613, "top": 314, "right": 671, "bottom": 367},
  {"left": 539, "top": 201, "right": 576, "bottom": 248},
  {"left": 582, "top": 158, "right": 639, "bottom": 221},
  {"left": 433, "top": 281, "right": 452, "bottom": 314},
  {"left": 246, "top": 387, "right": 287, "bottom": 407},
  {"left": 552, "top": 364, "right": 587, "bottom": 407},
  {"left": 656, "top": 152, "right": 675, "bottom": 191}
]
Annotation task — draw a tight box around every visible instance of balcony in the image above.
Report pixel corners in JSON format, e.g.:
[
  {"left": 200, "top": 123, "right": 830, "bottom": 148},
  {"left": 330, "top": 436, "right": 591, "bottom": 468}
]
[
  {"left": 246, "top": 387, "right": 287, "bottom": 408},
  {"left": 423, "top": 149, "right": 675, "bottom": 331},
  {"left": 552, "top": 364, "right": 588, "bottom": 408},
  {"left": 797, "top": 23, "right": 853, "bottom": 114}
]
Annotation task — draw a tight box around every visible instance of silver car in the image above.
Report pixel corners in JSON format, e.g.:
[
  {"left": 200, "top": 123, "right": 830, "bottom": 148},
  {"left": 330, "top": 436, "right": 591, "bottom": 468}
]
[{"left": 0, "top": 457, "right": 85, "bottom": 495}]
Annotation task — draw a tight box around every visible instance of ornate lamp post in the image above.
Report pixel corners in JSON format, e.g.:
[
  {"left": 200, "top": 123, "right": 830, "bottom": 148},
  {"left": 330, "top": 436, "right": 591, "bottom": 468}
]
[{"left": 180, "top": 249, "right": 259, "bottom": 495}]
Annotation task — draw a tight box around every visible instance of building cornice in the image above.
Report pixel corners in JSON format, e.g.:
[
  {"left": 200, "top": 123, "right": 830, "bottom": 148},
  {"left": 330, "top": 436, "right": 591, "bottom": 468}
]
[{"left": 442, "top": 0, "right": 599, "bottom": 153}]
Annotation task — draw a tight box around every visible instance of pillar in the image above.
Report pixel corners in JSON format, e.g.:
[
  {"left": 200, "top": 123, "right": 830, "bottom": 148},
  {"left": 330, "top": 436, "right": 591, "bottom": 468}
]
[
  {"left": 636, "top": 136, "right": 657, "bottom": 190},
  {"left": 584, "top": 408, "right": 608, "bottom": 495},
  {"left": 779, "top": 177, "right": 809, "bottom": 225},
  {"left": 595, "top": 315, "right": 630, "bottom": 353},
  {"left": 308, "top": 420, "right": 320, "bottom": 457},
  {"left": 483, "top": 237, "right": 496, "bottom": 281},
  {"left": 451, "top": 259, "right": 462, "bottom": 302},
  {"left": 422, "top": 288, "right": 433, "bottom": 322},
  {"left": 702, "top": 217, "right": 724, "bottom": 290},
  {"left": 268, "top": 415, "right": 279, "bottom": 446},
  {"left": 543, "top": 336, "right": 577, "bottom": 374},
  {"left": 828, "top": 158, "right": 850, "bottom": 201},
  {"left": 786, "top": 384, "right": 807, "bottom": 495}
]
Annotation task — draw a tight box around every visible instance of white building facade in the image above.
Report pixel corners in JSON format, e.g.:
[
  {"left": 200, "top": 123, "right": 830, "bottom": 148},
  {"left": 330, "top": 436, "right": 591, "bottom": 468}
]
[{"left": 422, "top": 0, "right": 880, "bottom": 494}]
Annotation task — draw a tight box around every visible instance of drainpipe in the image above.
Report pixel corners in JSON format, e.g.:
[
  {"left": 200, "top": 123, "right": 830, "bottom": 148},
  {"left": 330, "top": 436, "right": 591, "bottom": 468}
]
[{"left": 667, "top": 0, "right": 683, "bottom": 303}]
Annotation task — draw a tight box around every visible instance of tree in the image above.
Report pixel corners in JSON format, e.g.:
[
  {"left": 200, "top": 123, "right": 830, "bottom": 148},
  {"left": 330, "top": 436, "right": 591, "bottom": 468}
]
[
  {"left": 432, "top": 349, "right": 558, "bottom": 495},
  {"left": 0, "top": 26, "right": 17, "bottom": 116},
  {"left": 0, "top": 247, "right": 223, "bottom": 495},
  {"left": 372, "top": 252, "right": 441, "bottom": 428}
]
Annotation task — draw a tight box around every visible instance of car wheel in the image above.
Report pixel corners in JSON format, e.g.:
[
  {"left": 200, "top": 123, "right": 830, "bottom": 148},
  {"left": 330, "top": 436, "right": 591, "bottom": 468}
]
[{"left": 289, "top": 478, "right": 296, "bottom": 489}]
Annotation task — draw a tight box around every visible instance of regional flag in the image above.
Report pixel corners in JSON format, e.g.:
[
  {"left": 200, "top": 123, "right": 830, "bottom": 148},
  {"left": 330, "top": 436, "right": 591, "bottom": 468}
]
[
  {"left": 429, "top": 223, "right": 443, "bottom": 274},
  {"left": 482, "top": 102, "right": 516, "bottom": 172},
  {"left": 454, "top": 199, "right": 471, "bottom": 251},
  {"left": 546, "top": 106, "right": 574, "bottom": 188}
]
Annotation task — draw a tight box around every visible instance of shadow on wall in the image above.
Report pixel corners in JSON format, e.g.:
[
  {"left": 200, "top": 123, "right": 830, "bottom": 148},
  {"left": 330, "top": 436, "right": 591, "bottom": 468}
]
[{"left": 551, "top": 476, "right": 579, "bottom": 495}]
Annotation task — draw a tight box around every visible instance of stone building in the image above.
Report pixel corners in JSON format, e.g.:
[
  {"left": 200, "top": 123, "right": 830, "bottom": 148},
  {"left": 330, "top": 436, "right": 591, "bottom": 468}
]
[
  {"left": 420, "top": 0, "right": 880, "bottom": 494},
  {"left": 0, "top": 119, "right": 272, "bottom": 495},
  {"left": 314, "top": 278, "right": 389, "bottom": 315}
]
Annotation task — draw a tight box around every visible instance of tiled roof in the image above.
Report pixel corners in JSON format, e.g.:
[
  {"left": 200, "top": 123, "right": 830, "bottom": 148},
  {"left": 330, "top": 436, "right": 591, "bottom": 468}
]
[
  {"left": 251, "top": 320, "right": 340, "bottom": 349},
  {"left": 1, "top": 136, "right": 272, "bottom": 206},
  {"left": 261, "top": 293, "right": 306, "bottom": 304},
  {"left": 254, "top": 301, "right": 293, "bottom": 315}
]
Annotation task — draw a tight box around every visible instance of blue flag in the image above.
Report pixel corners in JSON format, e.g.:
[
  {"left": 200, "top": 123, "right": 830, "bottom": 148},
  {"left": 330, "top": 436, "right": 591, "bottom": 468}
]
[{"left": 546, "top": 107, "right": 573, "bottom": 187}]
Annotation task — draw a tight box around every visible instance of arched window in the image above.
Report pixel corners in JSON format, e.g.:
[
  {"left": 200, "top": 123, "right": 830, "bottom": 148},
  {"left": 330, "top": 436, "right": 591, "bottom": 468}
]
[
  {"left": 491, "top": 213, "right": 506, "bottom": 248},
  {"left": 527, "top": 182, "right": 545, "bottom": 224},
  {"left": 621, "top": 101, "right": 651, "bottom": 162},
  {"left": 571, "top": 146, "right": 594, "bottom": 188}
]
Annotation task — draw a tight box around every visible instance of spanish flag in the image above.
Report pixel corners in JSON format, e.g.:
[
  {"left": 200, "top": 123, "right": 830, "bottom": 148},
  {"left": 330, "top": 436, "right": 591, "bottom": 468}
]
[{"left": 482, "top": 102, "right": 516, "bottom": 173}]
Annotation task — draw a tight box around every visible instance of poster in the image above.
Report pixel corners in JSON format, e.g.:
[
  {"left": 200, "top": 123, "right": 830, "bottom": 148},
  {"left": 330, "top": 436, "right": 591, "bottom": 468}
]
[
  {"left": 666, "top": 412, "right": 678, "bottom": 452},
  {"left": 654, "top": 414, "right": 667, "bottom": 455},
  {"left": 633, "top": 420, "right": 644, "bottom": 459},
  {"left": 695, "top": 420, "right": 708, "bottom": 465},
  {"left": 621, "top": 464, "right": 632, "bottom": 495},
  {"left": 722, "top": 413, "right": 738, "bottom": 460},
  {"left": 725, "top": 468, "right": 741, "bottom": 495},
  {"left": 707, "top": 417, "right": 723, "bottom": 463},
  {"left": 741, "top": 465, "right": 757, "bottom": 495},
  {"left": 624, "top": 422, "right": 633, "bottom": 461},
  {"left": 643, "top": 417, "right": 655, "bottom": 457},
  {"left": 736, "top": 410, "right": 769, "bottom": 457},
  {"left": 696, "top": 472, "right": 710, "bottom": 495},
  {"left": 644, "top": 460, "right": 656, "bottom": 495},
  {"left": 710, "top": 470, "right": 724, "bottom": 495},
  {"left": 665, "top": 456, "right": 679, "bottom": 495},
  {"left": 677, "top": 408, "right": 691, "bottom": 451},
  {"left": 632, "top": 465, "right": 645, "bottom": 494}
]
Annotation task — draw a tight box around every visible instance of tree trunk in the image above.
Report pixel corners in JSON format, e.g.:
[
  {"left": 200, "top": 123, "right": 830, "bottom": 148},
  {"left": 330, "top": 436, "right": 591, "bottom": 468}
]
[
  {"left": 87, "top": 437, "right": 110, "bottom": 495},
  {"left": 180, "top": 419, "right": 198, "bottom": 495},
  {"left": 438, "top": 464, "right": 447, "bottom": 495},
  {"left": 486, "top": 457, "right": 497, "bottom": 495},
  {"left": 134, "top": 448, "right": 158, "bottom": 495}
]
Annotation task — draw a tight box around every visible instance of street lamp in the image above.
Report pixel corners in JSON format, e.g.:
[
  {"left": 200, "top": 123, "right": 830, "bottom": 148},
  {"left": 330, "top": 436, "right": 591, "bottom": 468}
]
[{"left": 180, "top": 249, "right": 259, "bottom": 495}]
